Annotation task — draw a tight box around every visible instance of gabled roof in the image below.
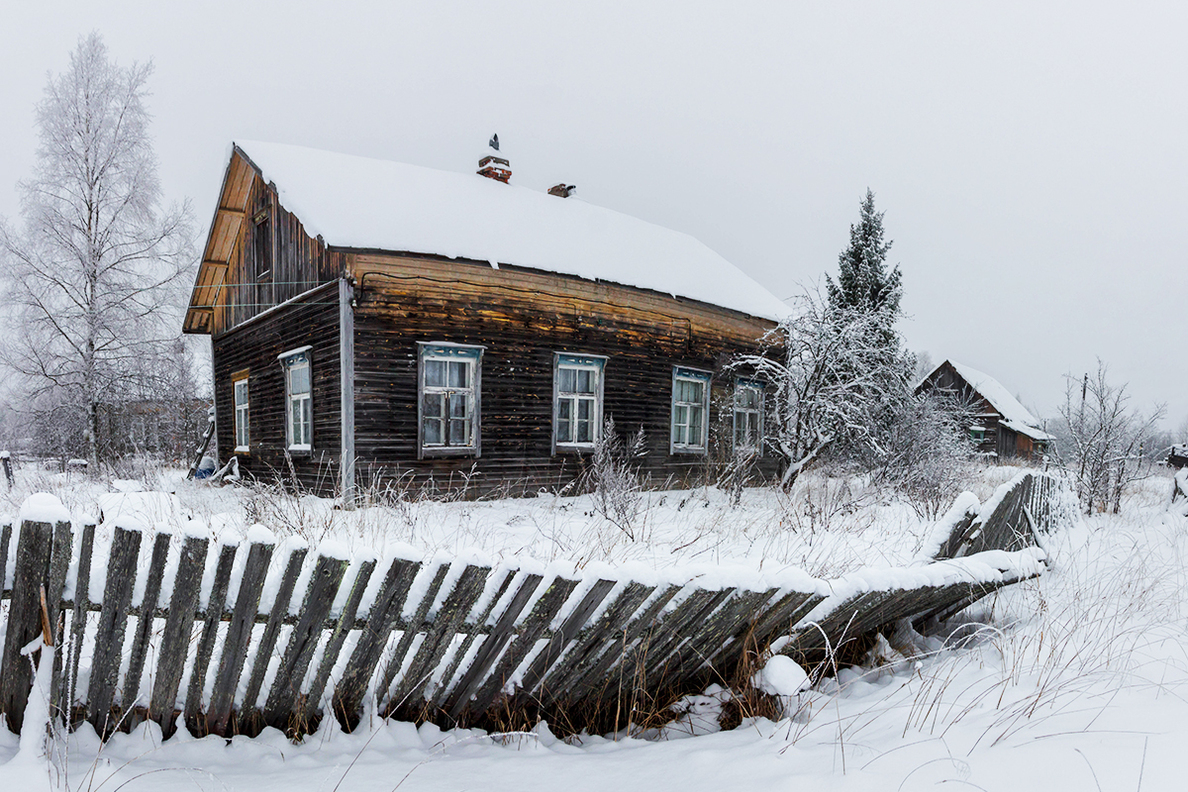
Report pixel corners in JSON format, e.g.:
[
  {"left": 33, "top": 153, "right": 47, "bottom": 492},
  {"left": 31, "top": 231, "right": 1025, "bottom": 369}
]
[
  {"left": 190, "top": 140, "right": 789, "bottom": 327},
  {"left": 922, "top": 360, "right": 1054, "bottom": 441}
]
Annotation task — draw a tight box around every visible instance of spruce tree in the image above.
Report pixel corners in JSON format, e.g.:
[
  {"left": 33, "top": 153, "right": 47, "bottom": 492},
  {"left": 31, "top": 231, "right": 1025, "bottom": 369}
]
[{"left": 826, "top": 189, "right": 901, "bottom": 316}]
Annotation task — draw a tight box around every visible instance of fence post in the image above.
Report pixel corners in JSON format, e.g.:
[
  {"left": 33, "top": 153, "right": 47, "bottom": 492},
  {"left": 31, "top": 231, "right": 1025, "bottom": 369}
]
[{"left": 0, "top": 496, "right": 71, "bottom": 734}]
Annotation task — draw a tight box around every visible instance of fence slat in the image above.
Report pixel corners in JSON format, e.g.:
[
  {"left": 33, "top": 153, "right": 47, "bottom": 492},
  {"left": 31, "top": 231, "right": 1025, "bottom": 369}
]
[
  {"left": 0, "top": 517, "right": 58, "bottom": 733},
  {"left": 539, "top": 581, "right": 655, "bottom": 706},
  {"left": 299, "top": 557, "right": 376, "bottom": 726},
  {"left": 239, "top": 545, "right": 308, "bottom": 730},
  {"left": 520, "top": 578, "right": 616, "bottom": 698},
  {"left": 467, "top": 576, "right": 578, "bottom": 718},
  {"left": 675, "top": 587, "right": 776, "bottom": 677},
  {"left": 385, "top": 564, "right": 490, "bottom": 718},
  {"left": 209, "top": 537, "right": 275, "bottom": 736},
  {"left": 184, "top": 540, "right": 239, "bottom": 736},
  {"left": 66, "top": 522, "right": 96, "bottom": 720},
  {"left": 148, "top": 534, "right": 207, "bottom": 735},
  {"left": 566, "top": 583, "right": 680, "bottom": 704},
  {"left": 373, "top": 562, "right": 451, "bottom": 707},
  {"left": 86, "top": 524, "right": 143, "bottom": 737},
  {"left": 46, "top": 516, "right": 74, "bottom": 719},
  {"left": 331, "top": 556, "right": 421, "bottom": 731},
  {"left": 120, "top": 531, "right": 172, "bottom": 730},
  {"left": 633, "top": 588, "right": 734, "bottom": 696},
  {"left": 0, "top": 521, "right": 11, "bottom": 594},
  {"left": 431, "top": 567, "right": 517, "bottom": 708},
  {"left": 262, "top": 551, "right": 349, "bottom": 734},
  {"left": 444, "top": 572, "right": 543, "bottom": 721}
]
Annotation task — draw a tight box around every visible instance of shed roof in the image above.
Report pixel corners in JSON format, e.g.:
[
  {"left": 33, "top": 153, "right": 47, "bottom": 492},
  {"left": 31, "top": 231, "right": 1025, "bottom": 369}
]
[
  {"left": 923, "top": 360, "right": 1055, "bottom": 442},
  {"left": 230, "top": 141, "right": 789, "bottom": 321}
]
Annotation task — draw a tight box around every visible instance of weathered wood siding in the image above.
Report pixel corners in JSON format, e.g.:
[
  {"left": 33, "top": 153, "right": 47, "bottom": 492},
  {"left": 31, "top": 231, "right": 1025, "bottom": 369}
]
[
  {"left": 212, "top": 282, "right": 343, "bottom": 491},
  {"left": 347, "top": 252, "right": 781, "bottom": 495},
  {"left": 917, "top": 362, "right": 1001, "bottom": 455}
]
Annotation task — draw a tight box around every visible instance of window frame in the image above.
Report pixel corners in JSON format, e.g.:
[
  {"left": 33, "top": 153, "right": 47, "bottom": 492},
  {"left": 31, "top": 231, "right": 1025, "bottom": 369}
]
[
  {"left": 552, "top": 353, "right": 607, "bottom": 454},
  {"left": 278, "top": 346, "right": 313, "bottom": 453},
  {"left": 417, "top": 342, "right": 484, "bottom": 459},
  {"left": 670, "top": 366, "right": 712, "bottom": 455},
  {"left": 232, "top": 368, "right": 250, "bottom": 454},
  {"left": 732, "top": 378, "right": 765, "bottom": 456}
]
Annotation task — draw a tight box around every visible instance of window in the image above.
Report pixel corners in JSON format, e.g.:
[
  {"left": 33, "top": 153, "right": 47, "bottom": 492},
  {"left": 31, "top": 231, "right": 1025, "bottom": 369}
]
[
  {"left": 671, "top": 367, "right": 711, "bottom": 453},
  {"left": 554, "top": 354, "right": 606, "bottom": 451},
  {"left": 280, "top": 347, "right": 312, "bottom": 451},
  {"left": 733, "top": 379, "right": 764, "bottom": 454},
  {"left": 233, "top": 371, "right": 250, "bottom": 452},
  {"left": 418, "top": 343, "right": 483, "bottom": 457}
]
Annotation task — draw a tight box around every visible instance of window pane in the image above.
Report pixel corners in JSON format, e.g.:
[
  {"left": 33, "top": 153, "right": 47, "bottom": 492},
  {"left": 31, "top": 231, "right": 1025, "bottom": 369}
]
[
  {"left": 558, "top": 368, "right": 575, "bottom": 393},
  {"left": 301, "top": 398, "right": 312, "bottom": 444},
  {"left": 449, "top": 392, "right": 468, "bottom": 419},
  {"left": 577, "top": 399, "right": 591, "bottom": 420},
  {"left": 558, "top": 419, "right": 572, "bottom": 443},
  {"left": 289, "top": 364, "right": 310, "bottom": 395},
  {"left": 423, "top": 392, "right": 443, "bottom": 419},
  {"left": 577, "top": 369, "right": 593, "bottom": 393},
  {"left": 423, "top": 416, "right": 442, "bottom": 445},
  {"left": 688, "top": 406, "right": 703, "bottom": 445},
  {"left": 424, "top": 359, "right": 445, "bottom": 388},
  {"left": 558, "top": 399, "right": 572, "bottom": 421},
  {"left": 577, "top": 419, "right": 591, "bottom": 443},
  {"left": 448, "top": 361, "right": 468, "bottom": 388},
  {"left": 235, "top": 381, "right": 248, "bottom": 405},
  {"left": 449, "top": 417, "right": 468, "bottom": 446}
]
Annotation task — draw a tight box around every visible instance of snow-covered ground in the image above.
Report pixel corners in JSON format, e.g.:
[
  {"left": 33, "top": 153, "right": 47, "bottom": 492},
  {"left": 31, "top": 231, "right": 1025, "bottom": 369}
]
[{"left": 2, "top": 465, "right": 1186, "bottom": 791}]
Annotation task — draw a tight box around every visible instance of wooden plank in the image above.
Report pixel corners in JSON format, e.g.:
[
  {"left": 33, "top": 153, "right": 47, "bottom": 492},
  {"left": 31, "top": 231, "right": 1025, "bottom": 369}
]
[
  {"left": 86, "top": 524, "right": 143, "bottom": 737},
  {"left": 262, "top": 552, "right": 349, "bottom": 734},
  {"left": 675, "top": 587, "right": 776, "bottom": 676},
  {"left": 467, "top": 576, "right": 578, "bottom": 718},
  {"left": 566, "top": 583, "right": 680, "bottom": 704},
  {"left": 46, "top": 516, "right": 74, "bottom": 719},
  {"left": 299, "top": 557, "right": 376, "bottom": 726},
  {"left": 519, "top": 578, "right": 616, "bottom": 697},
  {"left": 119, "top": 531, "right": 171, "bottom": 731},
  {"left": 629, "top": 588, "right": 734, "bottom": 696},
  {"left": 148, "top": 535, "right": 208, "bottom": 735},
  {"left": 66, "top": 522, "right": 96, "bottom": 720},
  {"left": 239, "top": 545, "right": 308, "bottom": 729},
  {"left": 431, "top": 567, "right": 516, "bottom": 708},
  {"left": 385, "top": 564, "right": 490, "bottom": 717},
  {"left": 339, "top": 277, "right": 356, "bottom": 504},
  {"left": 537, "top": 582, "right": 654, "bottom": 706},
  {"left": 184, "top": 541, "right": 239, "bottom": 736},
  {"left": 0, "top": 521, "right": 11, "bottom": 594},
  {"left": 208, "top": 537, "right": 275, "bottom": 736},
  {"left": 331, "top": 556, "right": 421, "bottom": 731},
  {"left": 373, "top": 562, "right": 451, "bottom": 707},
  {"left": 444, "top": 572, "right": 544, "bottom": 720},
  {"left": 0, "top": 517, "right": 56, "bottom": 734}
]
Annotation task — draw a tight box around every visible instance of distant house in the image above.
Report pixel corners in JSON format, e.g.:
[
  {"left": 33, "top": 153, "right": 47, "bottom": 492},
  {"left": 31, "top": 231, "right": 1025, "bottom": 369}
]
[
  {"left": 1168, "top": 444, "right": 1188, "bottom": 469},
  {"left": 182, "top": 141, "right": 787, "bottom": 496},
  {"left": 916, "top": 360, "right": 1054, "bottom": 461}
]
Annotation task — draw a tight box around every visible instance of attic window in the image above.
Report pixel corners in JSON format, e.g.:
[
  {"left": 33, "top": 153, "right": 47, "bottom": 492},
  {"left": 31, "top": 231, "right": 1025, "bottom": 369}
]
[{"left": 253, "top": 213, "right": 272, "bottom": 281}]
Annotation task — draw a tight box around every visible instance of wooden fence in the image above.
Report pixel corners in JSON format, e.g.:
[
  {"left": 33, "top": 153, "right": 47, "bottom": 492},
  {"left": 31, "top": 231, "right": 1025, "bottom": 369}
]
[{"left": 0, "top": 472, "right": 1066, "bottom": 741}]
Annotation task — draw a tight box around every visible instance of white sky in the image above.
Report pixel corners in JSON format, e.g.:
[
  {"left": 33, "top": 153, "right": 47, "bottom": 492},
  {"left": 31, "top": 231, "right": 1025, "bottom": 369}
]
[{"left": 1, "top": 1, "right": 1185, "bottom": 428}]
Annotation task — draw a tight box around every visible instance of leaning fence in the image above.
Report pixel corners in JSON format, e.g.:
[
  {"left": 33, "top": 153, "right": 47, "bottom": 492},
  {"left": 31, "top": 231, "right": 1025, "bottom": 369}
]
[{"left": 0, "top": 471, "right": 1067, "bottom": 741}]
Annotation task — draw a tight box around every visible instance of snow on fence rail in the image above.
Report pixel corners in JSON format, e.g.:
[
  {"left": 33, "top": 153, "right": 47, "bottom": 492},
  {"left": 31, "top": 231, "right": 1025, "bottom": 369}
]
[{"left": 0, "top": 472, "right": 1067, "bottom": 741}]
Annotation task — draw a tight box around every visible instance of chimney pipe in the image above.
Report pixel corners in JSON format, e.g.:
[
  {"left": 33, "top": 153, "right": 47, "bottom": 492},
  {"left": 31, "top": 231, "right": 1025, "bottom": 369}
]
[{"left": 548, "top": 184, "right": 576, "bottom": 198}]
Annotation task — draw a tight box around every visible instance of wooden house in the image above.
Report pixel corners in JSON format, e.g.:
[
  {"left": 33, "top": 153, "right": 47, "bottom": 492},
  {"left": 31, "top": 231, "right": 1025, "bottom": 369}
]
[
  {"left": 182, "top": 142, "right": 788, "bottom": 496},
  {"left": 916, "top": 360, "right": 1054, "bottom": 461}
]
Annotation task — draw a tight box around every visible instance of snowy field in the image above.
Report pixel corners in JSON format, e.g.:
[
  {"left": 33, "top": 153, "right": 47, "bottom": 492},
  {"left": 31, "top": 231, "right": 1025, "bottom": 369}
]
[{"left": 2, "top": 465, "right": 1187, "bottom": 791}]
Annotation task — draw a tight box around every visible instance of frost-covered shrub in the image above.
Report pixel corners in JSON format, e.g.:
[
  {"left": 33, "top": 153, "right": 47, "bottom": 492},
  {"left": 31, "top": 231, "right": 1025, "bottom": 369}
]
[{"left": 586, "top": 416, "right": 648, "bottom": 540}]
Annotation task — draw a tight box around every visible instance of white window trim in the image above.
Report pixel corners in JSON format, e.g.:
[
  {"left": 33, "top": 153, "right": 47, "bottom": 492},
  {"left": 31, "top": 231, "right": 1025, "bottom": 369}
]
[
  {"left": 732, "top": 378, "right": 765, "bottom": 456},
  {"left": 670, "top": 367, "right": 712, "bottom": 455},
  {"left": 280, "top": 348, "right": 313, "bottom": 452},
  {"left": 417, "top": 342, "right": 484, "bottom": 458},
  {"left": 552, "top": 353, "right": 607, "bottom": 454},
  {"left": 233, "top": 373, "right": 250, "bottom": 454}
]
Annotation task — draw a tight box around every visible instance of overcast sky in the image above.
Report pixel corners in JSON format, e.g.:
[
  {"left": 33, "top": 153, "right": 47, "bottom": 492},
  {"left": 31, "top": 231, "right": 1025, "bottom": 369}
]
[{"left": 2, "top": 1, "right": 1184, "bottom": 429}]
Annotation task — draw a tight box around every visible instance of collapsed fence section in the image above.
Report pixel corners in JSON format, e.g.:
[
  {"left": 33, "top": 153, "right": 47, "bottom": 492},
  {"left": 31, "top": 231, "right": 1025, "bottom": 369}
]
[{"left": 0, "top": 472, "right": 1067, "bottom": 741}]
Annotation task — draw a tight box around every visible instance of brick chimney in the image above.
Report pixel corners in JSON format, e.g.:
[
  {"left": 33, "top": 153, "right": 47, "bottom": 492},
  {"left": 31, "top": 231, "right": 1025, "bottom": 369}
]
[
  {"left": 548, "top": 183, "right": 576, "bottom": 198},
  {"left": 478, "top": 134, "right": 511, "bottom": 183}
]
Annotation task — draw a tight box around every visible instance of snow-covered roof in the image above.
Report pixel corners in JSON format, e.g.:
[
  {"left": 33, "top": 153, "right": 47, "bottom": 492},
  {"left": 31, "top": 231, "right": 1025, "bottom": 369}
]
[
  {"left": 233, "top": 141, "right": 789, "bottom": 321},
  {"left": 940, "top": 360, "right": 1053, "bottom": 440}
]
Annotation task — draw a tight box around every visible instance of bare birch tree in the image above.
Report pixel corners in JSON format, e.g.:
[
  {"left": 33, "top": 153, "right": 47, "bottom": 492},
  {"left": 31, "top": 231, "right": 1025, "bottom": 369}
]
[
  {"left": 0, "top": 33, "right": 194, "bottom": 469},
  {"left": 1056, "top": 361, "right": 1165, "bottom": 513}
]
